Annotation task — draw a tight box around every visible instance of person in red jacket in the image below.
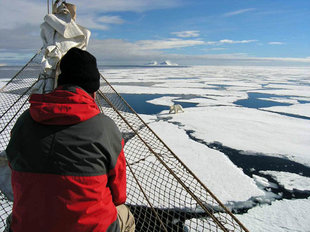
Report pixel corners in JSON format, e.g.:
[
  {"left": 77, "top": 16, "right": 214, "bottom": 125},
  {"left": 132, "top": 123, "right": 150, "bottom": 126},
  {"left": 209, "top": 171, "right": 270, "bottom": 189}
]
[{"left": 6, "top": 47, "right": 135, "bottom": 232}]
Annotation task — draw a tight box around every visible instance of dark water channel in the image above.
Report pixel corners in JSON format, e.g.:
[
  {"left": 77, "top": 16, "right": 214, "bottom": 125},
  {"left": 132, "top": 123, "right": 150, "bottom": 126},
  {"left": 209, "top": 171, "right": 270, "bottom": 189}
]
[
  {"left": 234, "top": 92, "right": 310, "bottom": 120},
  {"left": 120, "top": 93, "right": 198, "bottom": 115},
  {"left": 234, "top": 92, "right": 293, "bottom": 108}
]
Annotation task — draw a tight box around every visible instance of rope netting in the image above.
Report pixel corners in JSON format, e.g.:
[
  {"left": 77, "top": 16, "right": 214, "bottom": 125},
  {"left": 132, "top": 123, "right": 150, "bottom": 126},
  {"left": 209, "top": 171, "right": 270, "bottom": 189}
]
[{"left": 0, "top": 52, "right": 248, "bottom": 232}]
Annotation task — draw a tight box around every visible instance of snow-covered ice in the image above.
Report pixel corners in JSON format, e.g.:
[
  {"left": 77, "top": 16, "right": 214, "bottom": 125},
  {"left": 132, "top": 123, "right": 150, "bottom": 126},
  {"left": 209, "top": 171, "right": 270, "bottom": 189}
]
[
  {"left": 185, "top": 198, "right": 310, "bottom": 232},
  {"left": 260, "top": 171, "right": 310, "bottom": 192},
  {"left": 163, "top": 106, "right": 310, "bottom": 166},
  {"left": 143, "top": 121, "right": 264, "bottom": 203},
  {"left": 252, "top": 174, "right": 278, "bottom": 190},
  {"left": 236, "top": 197, "right": 310, "bottom": 232},
  {"left": 102, "top": 65, "right": 310, "bottom": 231},
  {"left": 103, "top": 66, "right": 310, "bottom": 166},
  {"left": 262, "top": 103, "right": 310, "bottom": 118}
]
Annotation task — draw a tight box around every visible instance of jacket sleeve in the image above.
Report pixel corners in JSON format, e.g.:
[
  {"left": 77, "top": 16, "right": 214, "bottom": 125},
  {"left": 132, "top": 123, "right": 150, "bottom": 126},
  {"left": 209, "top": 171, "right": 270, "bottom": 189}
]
[{"left": 108, "top": 139, "right": 127, "bottom": 206}]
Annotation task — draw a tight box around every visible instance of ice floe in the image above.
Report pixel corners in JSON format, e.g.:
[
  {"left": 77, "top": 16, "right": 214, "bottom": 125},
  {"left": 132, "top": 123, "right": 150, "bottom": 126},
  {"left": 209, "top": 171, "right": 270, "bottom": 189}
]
[
  {"left": 236, "top": 197, "right": 310, "bottom": 232},
  {"left": 185, "top": 198, "right": 310, "bottom": 231},
  {"left": 163, "top": 106, "right": 310, "bottom": 166},
  {"left": 262, "top": 103, "right": 310, "bottom": 118},
  {"left": 260, "top": 171, "right": 310, "bottom": 192},
  {"left": 145, "top": 121, "right": 265, "bottom": 203}
]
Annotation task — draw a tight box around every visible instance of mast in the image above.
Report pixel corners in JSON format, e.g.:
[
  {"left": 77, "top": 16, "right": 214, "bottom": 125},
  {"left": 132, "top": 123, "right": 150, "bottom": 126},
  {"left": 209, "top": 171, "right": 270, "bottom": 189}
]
[{"left": 48, "top": 0, "right": 57, "bottom": 14}]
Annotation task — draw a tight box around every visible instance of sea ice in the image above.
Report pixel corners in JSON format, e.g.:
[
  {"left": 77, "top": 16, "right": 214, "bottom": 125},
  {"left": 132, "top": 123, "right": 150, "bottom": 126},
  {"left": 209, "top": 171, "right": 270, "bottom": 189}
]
[
  {"left": 185, "top": 198, "right": 310, "bottom": 231},
  {"left": 262, "top": 103, "right": 310, "bottom": 118},
  {"left": 103, "top": 66, "right": 310, "bottom": 168},
  {"left": 163, "top": 106, "right": 310, "bottom": 167},
  {"left": 260, "top": 171, "right": 310, "bottom": 192},
  {"left": 139, "top": 121, "right": 264, "bottom": 204},
  {"left": 252, "top": 174, "right": 276, "bottom": 189},
  {"left": 236, "top": 197, "right": 310, "bottom": 232},
  {"left": 254, "top": 88, "right": 310, "bottom": 98}
]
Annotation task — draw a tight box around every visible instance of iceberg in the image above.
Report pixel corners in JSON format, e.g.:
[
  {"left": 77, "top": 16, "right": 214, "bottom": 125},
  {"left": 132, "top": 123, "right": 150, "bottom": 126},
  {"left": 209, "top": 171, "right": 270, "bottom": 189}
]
[{"left": 159, "top": 60, "right": 178, "bottom": 66}]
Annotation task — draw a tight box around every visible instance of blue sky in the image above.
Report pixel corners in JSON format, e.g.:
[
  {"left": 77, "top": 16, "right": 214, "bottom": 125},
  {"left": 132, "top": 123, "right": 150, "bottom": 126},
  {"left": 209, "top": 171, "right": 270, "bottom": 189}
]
[{"left": 0, "top": 0, "right": 309, "bottom": 66}]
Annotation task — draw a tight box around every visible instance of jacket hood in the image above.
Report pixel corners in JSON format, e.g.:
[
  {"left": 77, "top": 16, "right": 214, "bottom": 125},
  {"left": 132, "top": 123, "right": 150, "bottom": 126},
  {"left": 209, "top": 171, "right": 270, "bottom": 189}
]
[{"left": 29, "top": 86, "right": 100, "bottom": 125}]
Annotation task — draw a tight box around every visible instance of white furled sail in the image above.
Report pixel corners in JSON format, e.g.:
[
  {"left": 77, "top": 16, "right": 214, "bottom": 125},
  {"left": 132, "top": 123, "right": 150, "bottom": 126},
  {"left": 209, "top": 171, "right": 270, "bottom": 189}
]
[{"left": 33, "top": 1, "right": 91, "bottom": 94}]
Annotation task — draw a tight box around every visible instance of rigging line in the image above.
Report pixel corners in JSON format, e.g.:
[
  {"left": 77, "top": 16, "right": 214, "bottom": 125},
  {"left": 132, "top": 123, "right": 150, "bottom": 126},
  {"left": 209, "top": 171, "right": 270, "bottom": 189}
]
[
  {"left": 126, "top": 159, "right": 169, "bottom": 232},
  {"left": 0, "top": 80, "right": 39, "bottom": 134},
  {"left": 0, "top": 76, "right": 39, "bottom": 120},
  {"left": 97, "top": 90, "right": 169, "bottom": 231},
  {"left": 97, "top": 88, "right": 230, "bottom": 232},
  {"left": 99, "top": 74, "right": 249, "bottom": 231},
  {"left": 0, "top": 49, "right": 42, "bottom": 93}
]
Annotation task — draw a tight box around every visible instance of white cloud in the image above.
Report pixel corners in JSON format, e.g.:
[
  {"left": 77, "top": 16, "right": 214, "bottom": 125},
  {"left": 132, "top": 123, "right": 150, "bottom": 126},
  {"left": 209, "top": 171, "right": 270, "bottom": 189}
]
[
  {"left": 203, "top": 39, "right": 257, "bottom": 46},
  {"left": 223, "top": 8, "right": 255, "bottom": 17},
  {"left": 76, "top": 0, "right": 181, "bottom": 13},
  {"left": 136, "top": 38, "right": 205, "bottom": 50},
  {"left": 251, "top": 57, "right": 310, "bottom": 63},
  {"left": 77, "top": 15, "right": 124, "bottom": 30},
  {"left": 88, "top": 39, "right": 163, "bottom": 64},
  {"left": 97, "top": 16, "right": 124, "bottom": 24},
  {"left": 171, "top": 31, "right": 200, "bottom": 38},
  {"left": 203, "top": 47, "right": 227, "bottom": 51},
  {"left": 205, "top": 41, "right": 217, "bottom": 45},
  {"left": 0, "top": 25, "right": 41, "bottom": 50},
  {"left": 1, "top": 37, "right": 309, "bottom": 66},
  {"left": 0, "top": 0, "right": 181, "bottom": 30},
  {"left": 219, "top": 39, "right": 257, "bottom": 44},
  {"left": 87, "top": 39, "right": 310, "bottom": 66},
  {"left": 77, "top": 16, "right": 109, "bottom": 30},
  {"left": 0, "top": 0, "right": 46, "bottom": 30},
  {"left": 268, "top": 42, "right": 285, "bottom": 45}
]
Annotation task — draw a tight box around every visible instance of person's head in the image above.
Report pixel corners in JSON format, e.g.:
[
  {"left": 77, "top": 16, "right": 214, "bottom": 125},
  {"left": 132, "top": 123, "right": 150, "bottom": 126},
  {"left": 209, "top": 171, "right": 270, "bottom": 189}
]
[{"left": 57, "top": 47, "right": 100, "bottom": 94}]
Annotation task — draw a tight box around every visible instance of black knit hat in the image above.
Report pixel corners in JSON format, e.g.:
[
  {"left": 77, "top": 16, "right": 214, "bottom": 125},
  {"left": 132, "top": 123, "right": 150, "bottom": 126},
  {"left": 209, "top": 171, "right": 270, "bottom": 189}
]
[{"left": 57, "top": 47, "right": 100, "bottom": 93}]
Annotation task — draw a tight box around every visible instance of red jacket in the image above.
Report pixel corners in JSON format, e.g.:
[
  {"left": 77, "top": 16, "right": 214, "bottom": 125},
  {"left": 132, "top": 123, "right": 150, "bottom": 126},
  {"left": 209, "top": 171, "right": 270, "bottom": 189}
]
[{"left": 6, "top": 86, "right": 126, "bottom": 232}]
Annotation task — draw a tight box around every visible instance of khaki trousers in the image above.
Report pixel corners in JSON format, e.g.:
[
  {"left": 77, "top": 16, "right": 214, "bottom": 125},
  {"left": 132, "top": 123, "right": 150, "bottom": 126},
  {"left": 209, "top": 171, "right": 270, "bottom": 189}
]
[{"left": 117, "top": 205, "right": 135, "bottom": 232}]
